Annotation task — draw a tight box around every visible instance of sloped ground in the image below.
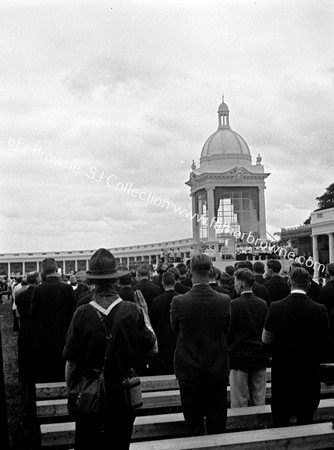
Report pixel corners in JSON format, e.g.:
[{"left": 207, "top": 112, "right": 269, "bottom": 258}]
[{"left": 0, "top": 299, "right": 39, "bottom": 450}]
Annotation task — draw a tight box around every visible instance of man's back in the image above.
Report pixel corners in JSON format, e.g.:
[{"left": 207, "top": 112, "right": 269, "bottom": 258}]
[
  {"left": 137, "top": 279, "right": 162, "bottom": 314},
  {"left": 31, "top": 276, "right": 76, "bottom": 382},
  {"left": 227, "top": 293, "right": 268, "bottom": 370},
  {"left": 151, "top": 290, "right": 177, "bottom": 373},
  {"left": 265, "top": 293, "right": 328, "bottom": 370},
  {"left": 170, "top": 284, "right": 230, "bottom": 381},
  {"left": 265, "top": 275, "right": 290, "bottom": 302},
  {"left": 318, "top": 280, "right": 334, "bottom": 314}
]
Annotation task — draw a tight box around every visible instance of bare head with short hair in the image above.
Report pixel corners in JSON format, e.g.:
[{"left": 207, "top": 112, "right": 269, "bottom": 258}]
[
  {"left": 167, "top": 267, "right": 180, "bottom": 281},
  {"left": 137, "top": 263, "right": 150, "bottom": 278},
  {"left": 289, "top": 267, "right": 310, "bottom": 292},
  {"left": 27, "top": 271, "right": 40, "bottom": 285},
  {"left": 42, "top": 258, "right": 58, "bottom": 276},
  {"left": 234, "top": 268, "right": 254, "bottom": 294},
  {"left": 267, "top": 259, "right": 282, "bottom": 274},
  {"left": 162, "top": 271, "right": 175, "bottom": 289},
  {"left": 190, "top": 254, "right": 212, "bottom": 284},
  {"left": 253, "top": 261, "right": 265, "bottom": 274}
]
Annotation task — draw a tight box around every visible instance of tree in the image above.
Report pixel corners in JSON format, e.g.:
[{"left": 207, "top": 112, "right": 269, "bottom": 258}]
[{"left": 316, "top": 183, "right": 334, "bottom": 211}]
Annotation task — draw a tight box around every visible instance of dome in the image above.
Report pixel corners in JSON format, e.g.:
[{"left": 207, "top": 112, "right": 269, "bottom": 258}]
[
  {"left": 201, "top": 128, "right": 251, "bottom": 158},
  {"left": 200, "top": 99, "right": 251, "bottom": 159},
  {"left": 218, "top": 101, "right": 229, "bottom": 113}
]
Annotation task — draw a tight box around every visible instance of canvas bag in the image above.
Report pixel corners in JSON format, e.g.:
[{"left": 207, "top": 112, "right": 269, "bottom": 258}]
[{"left": 67, "top": 299, "right": 122, "bottom": 418}]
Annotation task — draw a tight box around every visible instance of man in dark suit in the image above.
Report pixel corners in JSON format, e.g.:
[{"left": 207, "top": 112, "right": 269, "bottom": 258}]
[
  {"left": 318, "top": 263, "right": 334, "bottom": 314},
  {"left": 231, "top": 261, "right": 270, "bottom": 306},
  {"left": 16, "top": 271, "right": 40, "bottom": 382},
  {"left": 150, "top": 271, "right": 178, "bottom": 374},
  {"left": 167, "top": 267, "right": 191, "bottom": 294},
  {"left": 209, "top": 267, "right": 231, "bottom": 297},
  {"left": 170, "top": 254, "right": 230, "bottom": 436},
  {"left": 31, "top": 258, "right": 76, "bottom": 382},
  {"left": 253, "top": 261, "right": 266, "bottom": 285},
  {"left": 177, "top": 262, "right": 193, "bottom": 288},
  {"left": 118, "top": 273, "right": 135, "bottom": 302},
  {"left": 136, "top": 263, "right": 162, "bottom": 317},
  {"left": 264, "top": 259, "right": 290, "bottom": 302},
  {"left": 228, "top": 268, "right": 268, "bottom": 408},
  {"left": 262, "top": 267, "right": 328, "bottom": 426}
]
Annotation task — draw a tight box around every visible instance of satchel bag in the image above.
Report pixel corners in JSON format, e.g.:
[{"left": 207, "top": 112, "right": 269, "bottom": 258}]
[{"left": 67, "top": 368, "right": 106, "bottom": 418}]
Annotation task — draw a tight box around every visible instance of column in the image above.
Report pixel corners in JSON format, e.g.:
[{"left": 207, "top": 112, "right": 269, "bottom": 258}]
[
  {"left": 206, "top": 187, "right": 215, "bottom": 241},
  {"left": 191, "top": 193, "right": 199, "bottom": 244},
  {"left": 74, "top": 260, "right": 78, "bottom": 272},
  {"left": 22, "top": 261, "right": 26, "bottom": 275},
  {"left": 312, "top": 235, "right": 319, "bottom": 279},
  {"left": 7, "top": 263, "right": 10, "bottom": 277},
  {"left": 258, "top": 185, "right": 267, "bottom": 240},
  {"left": 329, "top": 232, "right": 334, "bottom": 263}
]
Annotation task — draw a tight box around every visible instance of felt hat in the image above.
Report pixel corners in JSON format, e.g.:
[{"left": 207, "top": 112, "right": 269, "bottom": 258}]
[{"left": 86, "top": 248, "right": 130, "bottom": 279}]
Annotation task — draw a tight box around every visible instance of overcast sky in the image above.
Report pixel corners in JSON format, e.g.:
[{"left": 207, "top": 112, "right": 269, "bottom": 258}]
[{"left": 1, "top": 0, "right": 333, "bottom": 253}]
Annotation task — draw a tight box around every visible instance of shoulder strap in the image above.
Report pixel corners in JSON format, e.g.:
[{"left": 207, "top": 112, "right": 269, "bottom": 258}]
[{"left": 90, "top": 300, "right": 125, "bottom": 372}]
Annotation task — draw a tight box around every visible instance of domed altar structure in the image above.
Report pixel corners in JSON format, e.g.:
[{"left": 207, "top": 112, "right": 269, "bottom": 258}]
[{"left": 186, "top": 97, "right": 270, "bottom": 255}]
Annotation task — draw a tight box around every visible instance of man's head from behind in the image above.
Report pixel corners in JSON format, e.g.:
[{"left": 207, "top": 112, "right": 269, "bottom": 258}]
[
  {"left": 208, "top": 267, "right": 218, "bottom": 282},
  {"left": 326, "top": 263, "right": 334, "bottom": 279},
  {"left": 234, "top": 260, "right": 253, "bottom": 271},
  {"left": 253, "top": 261, "right": 265, "bottom": 275},
  {"left": 42, "top": 258, "right": 58, "bottom": 276},
  {"left": 234, "top": 268, "right": 255, "bottom": 295},
  {"left": 190, "top": 254, "right": 212, "bottom": 283},
  {"left": 137, "top": 263, "right": 150, "bottom": 280},
  {"left": 162, "top": 271, "right": 175, "bottom": 291},
  {"left": 289, "top": 267, "right": 310, "bottom": 292},
  {"left": 167, "top": 266, "right": 180, "bottom": 281},
  {"left": 27, "top": 271, "right": 40, "bottom": 286},
  {"left": 266, "top": 259, "right": 282, "bottom": 276}
]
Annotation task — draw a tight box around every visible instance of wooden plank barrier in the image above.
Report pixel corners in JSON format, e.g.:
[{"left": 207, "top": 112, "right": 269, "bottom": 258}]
[
  {"left": 40, "top": 400, "right": 334, "bottom": 447},
  {"left": 35, "top": 370, "right": 274, "bottom": 400},
  {"left": 36, "top": 382, "right": 334, "bottom": 420},
  {"left": 130, "top": 422, "right": 334, "bottom": 450},
  {"left": 36, "top": 366, "right": 334, "bottom": 449}
]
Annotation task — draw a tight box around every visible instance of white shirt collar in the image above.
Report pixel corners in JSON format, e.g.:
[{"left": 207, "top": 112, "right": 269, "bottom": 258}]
[
  {"left": 89, "top": 297, "right": 122, "bottom": 316},
  {"left": 291, "top": 289, "right": 307, "bottom": 295}
]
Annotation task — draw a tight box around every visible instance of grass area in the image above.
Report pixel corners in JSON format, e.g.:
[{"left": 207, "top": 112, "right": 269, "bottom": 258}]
[{"left": 0, "top": 299, "right": 39, "bottom": 450}]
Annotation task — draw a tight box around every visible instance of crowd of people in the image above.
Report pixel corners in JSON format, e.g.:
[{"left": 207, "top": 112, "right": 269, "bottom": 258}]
[{"left": 2, "top": 251, "right": 334, "bottom": 449}]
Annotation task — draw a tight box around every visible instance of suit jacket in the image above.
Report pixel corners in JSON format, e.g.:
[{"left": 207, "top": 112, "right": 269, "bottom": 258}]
[
  {"left": 318, "top": 280, "right": 334, "bottom": 314},
  {"left": 174, "top": 282, "right": 191, "bottom": 294},
  {"left": 264, "top": 275, "right": 290, "bottom": 303},
  {"left": 209, "top": 282, "right": 231, "bottom": 297},
  {"left": 118, "top": 286, "right": 135, "bottom": 303},
  {"left": 231, "top": 281, "right": 270, "bottom": 306},
  {"left": 307, "top": 279, "right": 321, "bottom": 303},
  {"left": 264, "top": 293, "right": 328, "bottom": 411},
  {"left": 31, "top": 276, "right": 76, "bottom": 382},
  {"left": 150, "top": 289, "right": 178, "bottom": 371},
  {"left": 227, "top": 292, "right": 268, "bottom": 370},
  {"left": 170, "top": 284, "right": 230, "bottom": 382},
  {"left": 180, "top": 277, "right": 193, "bottom": 288},
  {"left": 136, "top": 279, "right": 162, "bottom": 315}
]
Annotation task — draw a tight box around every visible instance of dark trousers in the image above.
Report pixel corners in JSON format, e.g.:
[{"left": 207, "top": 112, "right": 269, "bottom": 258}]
[
  {"left": 75, "top": 408, "right": 135, "bottom": 450},
  {"left": 271, "top": 375, "right": 320, "bottom": 427},
  {"left": 178, "top": 378, "right": 228, "bottom": 436}
]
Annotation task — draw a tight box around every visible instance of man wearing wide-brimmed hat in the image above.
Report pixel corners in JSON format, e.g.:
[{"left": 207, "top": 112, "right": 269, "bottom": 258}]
[{"left": 63, "top": 248, "right": 157, "bottom": 450}]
